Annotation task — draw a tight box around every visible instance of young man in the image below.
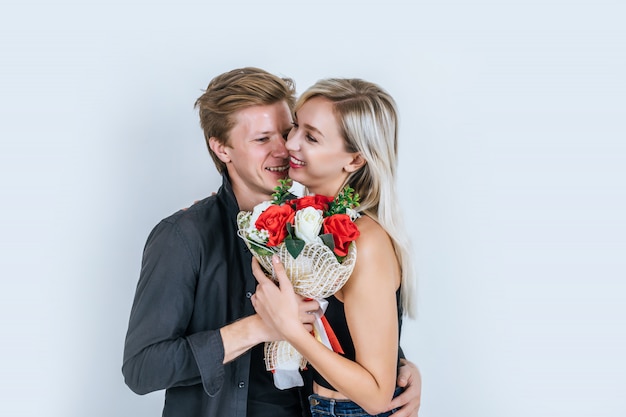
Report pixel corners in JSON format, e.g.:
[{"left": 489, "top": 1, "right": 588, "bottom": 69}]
[{"left": 122, "top": 67, "right": 421, "bottom": 417}]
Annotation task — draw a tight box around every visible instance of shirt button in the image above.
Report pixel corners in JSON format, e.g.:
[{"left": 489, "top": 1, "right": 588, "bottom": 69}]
[
  {"left": 246, "top": 291, "right": 253, "bottom": 299},
  {"left": 238, "top": 381, "right": 245, "bottom": 388}
]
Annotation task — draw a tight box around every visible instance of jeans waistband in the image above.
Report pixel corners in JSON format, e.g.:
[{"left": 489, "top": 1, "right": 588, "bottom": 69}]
[{"left": 308, "top": 386, "right": 404, "bottom": 417}]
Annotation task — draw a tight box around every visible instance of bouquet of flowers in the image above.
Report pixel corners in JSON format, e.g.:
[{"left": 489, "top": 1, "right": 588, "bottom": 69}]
[{"left": 237, "top": 179, "right": 360, "bottom": 389}]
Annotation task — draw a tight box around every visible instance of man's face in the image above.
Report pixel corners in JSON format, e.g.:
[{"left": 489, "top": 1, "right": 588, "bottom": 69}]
[{"left": 217, "top": 101, "right": 292, "bottom": 210}]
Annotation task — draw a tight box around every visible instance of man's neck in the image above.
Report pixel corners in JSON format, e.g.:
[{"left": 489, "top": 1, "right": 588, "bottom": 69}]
[
  {"left": 232, "top": 187, "right": 271, "bottom": 212},
  {"left": 222, "top": 172, "right": 271, "bottom": 212}
]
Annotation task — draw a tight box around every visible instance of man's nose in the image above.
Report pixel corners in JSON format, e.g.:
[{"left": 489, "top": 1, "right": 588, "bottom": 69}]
[{"left": 272, "top": 137, "right": 288, "bottom": 157}]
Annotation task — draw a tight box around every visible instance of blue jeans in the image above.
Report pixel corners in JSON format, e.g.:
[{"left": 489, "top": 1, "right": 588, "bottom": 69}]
[{"left": 308, "top": 387, "right": 404, "bottom": 417}]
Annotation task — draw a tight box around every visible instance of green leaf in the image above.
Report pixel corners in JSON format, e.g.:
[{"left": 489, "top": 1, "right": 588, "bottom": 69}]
[
  {"left": 251, "top": 246, "right": 275, "bottom": 257},
  {"left": 271, "top": 178, "right": 294, "bottom": 205},
  {"left": 326, "top": 185, "right": 360, "bottom": 216},
  {"left": 319, "top": 234, "right": 335, "bottom": 251},
  {"left": 285, "top": 237, "right": 305, "bottom": 259}
]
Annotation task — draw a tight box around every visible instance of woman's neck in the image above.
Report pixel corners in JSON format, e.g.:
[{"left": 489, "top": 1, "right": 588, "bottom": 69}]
[{"left": 305, "top": 183, "right": 344, "bottom": 198}]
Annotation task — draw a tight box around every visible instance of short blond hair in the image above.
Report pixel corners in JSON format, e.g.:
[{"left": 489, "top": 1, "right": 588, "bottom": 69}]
[{"left": 195, "top": 67, "right": 296, "bottom": 173}]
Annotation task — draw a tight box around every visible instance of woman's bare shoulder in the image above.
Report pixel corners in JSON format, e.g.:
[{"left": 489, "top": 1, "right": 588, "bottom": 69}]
[
  {"left": 354, "top": 215, "right": 392, "bottom": 250},
  {"left": 342, "top": 215, "right": 401, "bottom": 296}
]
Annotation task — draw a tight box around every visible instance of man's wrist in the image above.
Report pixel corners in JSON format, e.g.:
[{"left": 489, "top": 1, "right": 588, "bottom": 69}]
[{"left": 220, "top": 315, "right": 265, "bottom": 363}]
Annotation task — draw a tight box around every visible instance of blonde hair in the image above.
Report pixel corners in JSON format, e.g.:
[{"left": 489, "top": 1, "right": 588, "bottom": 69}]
[
  {"left": 195, "top": 67, "right": 296, "bottom": 173},
  {"left": 296, "top": 79, "right": 416, "bottom": 318}
]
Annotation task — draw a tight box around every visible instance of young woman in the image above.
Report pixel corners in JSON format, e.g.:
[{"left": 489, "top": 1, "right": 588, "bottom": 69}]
[{"left": 250, "top": 78, "right": 415, "bottom": 417}]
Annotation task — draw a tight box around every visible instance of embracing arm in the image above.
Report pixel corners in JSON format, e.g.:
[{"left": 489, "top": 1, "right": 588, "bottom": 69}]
[
  {"left": 122, "top": 220, "right": 317, "bottom": 395},
  {"left": 121, "top": 220, "right": 276, "bottom": 396},
  {"left": 251, "top": 218, "right": 401, "bottom": 415},
  {"left": 122, "top": 220, "right": 212, "bottom": 394}
]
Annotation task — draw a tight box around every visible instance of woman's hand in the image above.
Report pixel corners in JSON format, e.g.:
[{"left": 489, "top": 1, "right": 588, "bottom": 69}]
[{"left": 250, "top": 256, "right": 318, "bottom": 337}]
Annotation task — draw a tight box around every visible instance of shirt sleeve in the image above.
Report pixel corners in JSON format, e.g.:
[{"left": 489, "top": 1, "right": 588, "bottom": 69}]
[{"left": 122, "top": 219, "right": 225, "bottom": 396}]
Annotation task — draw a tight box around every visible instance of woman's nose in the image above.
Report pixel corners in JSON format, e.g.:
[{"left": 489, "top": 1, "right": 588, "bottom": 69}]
[{"left": 285, "top": 132, "right": 299, "bottom": 152}]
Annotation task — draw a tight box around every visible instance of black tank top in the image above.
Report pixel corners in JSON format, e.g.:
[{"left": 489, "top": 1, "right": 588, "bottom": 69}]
[{"left": 311, "top": 288, "right": 403, "bottom": 390}]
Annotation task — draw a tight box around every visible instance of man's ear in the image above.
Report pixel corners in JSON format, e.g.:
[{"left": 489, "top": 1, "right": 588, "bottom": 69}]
[
  {"left": 208, "top": 137, "right": 231, "bottom": 164},
  {"left": 344, "top": 153, "right": 366, "bottom": 173}
]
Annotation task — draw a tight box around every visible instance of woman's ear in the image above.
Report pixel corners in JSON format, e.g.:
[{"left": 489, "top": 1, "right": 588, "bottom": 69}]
[
  {"left": 344, "top": 153, "right": 366, "bottom": 173},
  {"left": 208, "top": 137, "right": 231, "bottom": 163}
]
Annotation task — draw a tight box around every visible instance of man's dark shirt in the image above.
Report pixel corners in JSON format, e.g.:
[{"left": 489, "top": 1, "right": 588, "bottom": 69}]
[{"left": 122, "top": 174, "right": 307, "bottom": 417}]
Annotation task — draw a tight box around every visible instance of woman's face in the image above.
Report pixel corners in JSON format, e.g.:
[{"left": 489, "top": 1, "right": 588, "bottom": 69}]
[{"left": 286, "top": 96, "right": 361, "bottom": 197}]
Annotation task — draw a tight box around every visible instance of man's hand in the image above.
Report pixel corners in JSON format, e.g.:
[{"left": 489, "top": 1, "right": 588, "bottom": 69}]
[{"left": 388, "top": 358, "right": 421, "bottom": 416}]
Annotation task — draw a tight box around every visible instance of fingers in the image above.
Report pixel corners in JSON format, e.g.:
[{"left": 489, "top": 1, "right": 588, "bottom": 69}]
[
  {"left": 299, "top": 308, "right": 316, "bottom": 333},
  {"left": 388, "top": 391, "right": 420, "bottom": 417},
  {"left": 296, "top": 296, "right": 319, "bottom": 323},
  {"left": 388, "top": 362, "right": 421, "bottom": 416},
  {"left": 271, "top": 255, "right": 292, "bottom": 291},
  {"left": 251, "top": 256, "right": 290, "bottom": 290},
  {"left": 251, "top": 258, "right": 271, "bottom": 285},
  {"left": 396, "top": 360, "right": 421, "bottom": 388},
  {"left": 251, "top": 255, "right": 305, "bottom": 338},
  {"left": 396, "top": 362, "right": 411, "bottom": 387},
  {"left": 300, "top": 311, "right": 316, "bottom": 325},
  {"left": 303, "top": 297, "right": 320, "bottom": 311},
  {"left": 388, "top": 388, "right": 412, "bottom": 409},
  {"left": 181, "top": 199, "right": 201, "bottom": 211},
  {"left": 297, "top": 296, "right": 320, "bottom": 310}
]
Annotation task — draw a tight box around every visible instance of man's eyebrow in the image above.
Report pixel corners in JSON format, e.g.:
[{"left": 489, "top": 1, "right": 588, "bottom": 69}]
[{"left": 251, "top": 130, "right": 277, "bottom": 136}]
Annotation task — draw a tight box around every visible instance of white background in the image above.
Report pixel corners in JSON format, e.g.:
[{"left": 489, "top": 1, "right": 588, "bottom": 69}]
[{"left": 1, "top": 1, "right": 625, "bottom": 416}]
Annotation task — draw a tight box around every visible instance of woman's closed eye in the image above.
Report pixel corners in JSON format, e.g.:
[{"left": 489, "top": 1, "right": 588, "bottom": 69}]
[{"left": 291, "top": 121, "right": 317, "bottom": 143}]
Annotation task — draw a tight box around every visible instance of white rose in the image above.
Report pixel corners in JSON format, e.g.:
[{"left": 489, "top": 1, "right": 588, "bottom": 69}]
[
  {"left": 294, "top": 206, "right": 324, "bottom": 244},
  {"left": 250, "top": 201, "right": 273, "bottom": 225}
]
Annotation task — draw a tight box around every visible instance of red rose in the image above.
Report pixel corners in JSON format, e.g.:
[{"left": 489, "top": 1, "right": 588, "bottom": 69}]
[
  {"left": 294, "top": 195, "right": 333, "bottom": 211},
  {"left": 255, "top": 204, "right": 295, "bottom": 246},
  {"left": 322, "top": 214, "right": 360, "bottom": 257}
]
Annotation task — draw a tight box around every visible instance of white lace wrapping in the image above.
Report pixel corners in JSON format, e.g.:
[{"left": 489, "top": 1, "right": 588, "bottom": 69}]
[{"left": 237, "top": 211, "right": 357, "bottom": 389}]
